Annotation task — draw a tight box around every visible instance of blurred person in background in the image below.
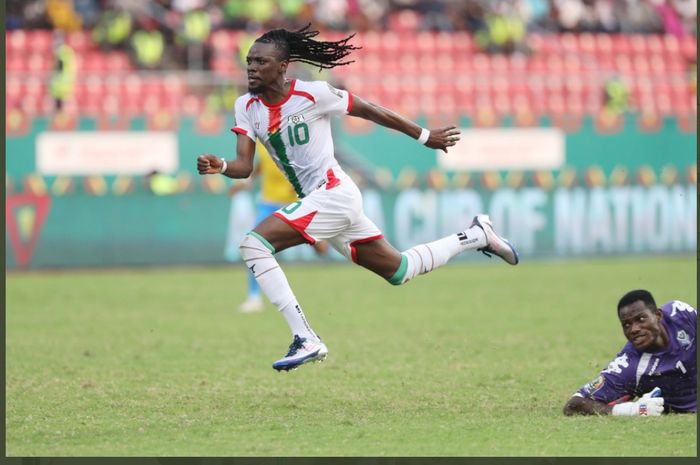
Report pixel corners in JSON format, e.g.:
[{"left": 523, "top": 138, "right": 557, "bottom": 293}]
[
  {"left": 92, "top": 5, "right": 133, "bottom": 50},
  {"left": 129, "top": 17, "right": 166, "bottom": 69},
  {"left": 475, "top": 0, "right": 528, "bottom": 54},
  {"left": 145, "top": 169, "right": 179, "bottom": 195},
  {"left": 50, "top": 32, "right": 77, "bottom": 111},
  {"left": 564, "top": 290, "right": 696, "bottom": 416},
  {"left": 173, "top": 1, "right": 213, "bottom": 69},
  {"left": 602, "top": 77, "right": 630, "bottom": 116},
  {"left": 47, "top": 0, "right": 83, "bottom": 31},
  {"left": 614, "top": 0, "right": 663, "bottom": 34},
  {"left": 197, "top": 25, "right": 520, "bottom": 371},
  {"left": 226, "top": 143, "right": 328, "bottom": 313}
]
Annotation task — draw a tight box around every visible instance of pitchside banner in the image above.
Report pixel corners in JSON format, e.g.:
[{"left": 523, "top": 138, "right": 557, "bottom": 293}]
[
  {"left": 223, "top": 185, "right": 696, "bottom": 262},
  {"left": 5, "top": 115, "right": 696, "bottom": 269},
  {"left": 5, "top": 184, "right": 695, "bottom": 269}
]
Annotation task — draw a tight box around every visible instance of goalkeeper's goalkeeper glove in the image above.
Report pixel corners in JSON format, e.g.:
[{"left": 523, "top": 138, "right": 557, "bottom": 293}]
[{"left": 611, "top": 387, "right": 664, "bottom": 416}]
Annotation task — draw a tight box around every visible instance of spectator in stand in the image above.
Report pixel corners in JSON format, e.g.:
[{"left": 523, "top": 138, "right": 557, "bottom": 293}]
[
  {"left": 129, "top": 17, "right": 166, "bottom": 69},
  {"left": 671, "top": 0, "right": 696, "bottom": 35},
  {"left": 47, "top": 0, "right": 83, "bottom": 31},
  {"left": 50, "top": 33, "right": 77, "bottom": 111},
  {"left": 517, "top": 0, "right": 557, "bottom": 32},
  {"left": 615, "top": 0, "right": 663, "bottom": 34},
  {"left": 654, "top": 0, "right": 689, "bottom": 37},
  {"left": 173, "top": 3, "right": 213, "bottom": 70},
  {"left": 475, "top": 1, "right": 528, "bottom": 54},
  {"left": 603, "top": 78, "right": 631, "bottom": 116},
  {"left": 92, "top": 6, "right": 133, "bottom": 50},
  {"left": 6, "top": 0, "right": 27, "bottom": 30}
]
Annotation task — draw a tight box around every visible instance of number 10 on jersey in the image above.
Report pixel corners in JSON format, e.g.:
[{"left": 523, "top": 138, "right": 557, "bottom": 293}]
[{"left": 287, "top": 123, "right": 310, "bottom": 146}]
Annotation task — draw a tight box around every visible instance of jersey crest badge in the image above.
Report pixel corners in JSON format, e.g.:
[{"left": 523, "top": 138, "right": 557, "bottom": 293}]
[
  {"left": 288, "top": 113, "right": 306, "bottom": 125},
  {"left": 582, "top": 375, "right": 605, "bottom": 395},
  {"left": 676, "top": 330, "right": 693, "bottom": 349}
]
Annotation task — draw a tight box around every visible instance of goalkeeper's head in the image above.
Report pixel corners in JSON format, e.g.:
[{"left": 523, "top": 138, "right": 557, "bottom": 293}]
[{"left": 617, "top": 289, "right": 667, "bottom": 352}]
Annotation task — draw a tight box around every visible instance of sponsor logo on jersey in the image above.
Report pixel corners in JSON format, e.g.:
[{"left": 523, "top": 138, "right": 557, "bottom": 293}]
[
  {"left": 583, "top": 375, "right": 605, "bottom": 395},
  {"left": 676, "top": 330, "right": 693, "bottom": 349},
  {"left": 648, "top": 357, "right": 660, "bottom": 376},
  {"left": 288, "top": 113, "right": 306, "bottom": 125},
  {"left": 603, "top": 354, "right": 629, "bottom": 374}
]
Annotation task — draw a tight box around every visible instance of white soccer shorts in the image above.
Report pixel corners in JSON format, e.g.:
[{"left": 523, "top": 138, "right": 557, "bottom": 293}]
[{"left": 272, "top": 168, "right": 383, "bottom": 262}]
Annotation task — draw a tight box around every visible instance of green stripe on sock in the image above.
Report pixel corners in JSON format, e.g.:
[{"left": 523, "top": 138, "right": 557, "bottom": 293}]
[
  {"left": 387, "top": 254, "right": 408, "bottom": 286},
  {"left": 247, "top": 231, "right": 275, "bottom": 253}
]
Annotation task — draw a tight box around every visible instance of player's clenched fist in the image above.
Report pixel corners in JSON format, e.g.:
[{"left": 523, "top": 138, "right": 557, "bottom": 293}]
[{"left": 197, "top": 154, "right": 223, "bottom": 175}]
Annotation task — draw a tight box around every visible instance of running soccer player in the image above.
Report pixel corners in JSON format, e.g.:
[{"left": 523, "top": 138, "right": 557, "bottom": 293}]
[
  {"left": 563, "top": 289, "right": 696, "bottom": 416},
  {"left": 197, "top": 25, "right": 519, "bottom": 371}
]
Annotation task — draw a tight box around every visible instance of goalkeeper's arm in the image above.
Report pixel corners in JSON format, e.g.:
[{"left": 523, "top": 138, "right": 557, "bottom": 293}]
[{"left": 563, "top": 388, "right": 664, "bottom": 416}]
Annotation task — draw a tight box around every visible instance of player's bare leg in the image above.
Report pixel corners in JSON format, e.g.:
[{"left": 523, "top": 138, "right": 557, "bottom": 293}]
[{"left": 354, "top": 215, "right": 518, "bottom": 285}]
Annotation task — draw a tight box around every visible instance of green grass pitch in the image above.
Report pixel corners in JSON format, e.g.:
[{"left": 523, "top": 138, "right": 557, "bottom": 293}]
[{"left": 6, "top": 256, "right": 697, "bottom": 456}]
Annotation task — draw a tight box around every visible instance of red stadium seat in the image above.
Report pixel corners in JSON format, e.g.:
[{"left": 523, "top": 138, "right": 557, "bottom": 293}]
[
  {"left": 386, "top": 9, "right": 421, "bottom": 33},
  {"left": 560, "top": 33, "right": 579, "bottom": 53},
  {"left": 209, "top": 30, "right": 236, "bottom": 51},
  {"left": 6, "top": 55, "right": 28, "bottom": 73},
  {"left": 578, "top": 33, "right": 596, "bottom": 54},
  {"left": 27, "top": 30, "right": 53, "bottom": 55},
  {"left": 7, "top": 30, "right": 27, "bottom": 54},
  {"left": 609, "top": 34, "right": 630, "bottom": 55},
  {"left": 66, "top": 30, "right": 95, "bottom": 52},
  {"left": 680, "top": 35, "right": 696, "bottom": 58}
]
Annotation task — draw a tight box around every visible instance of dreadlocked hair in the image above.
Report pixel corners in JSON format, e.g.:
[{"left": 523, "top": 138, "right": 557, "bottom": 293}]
[{"left": 255, "top": 24, "right": 361, "bottom": 70}]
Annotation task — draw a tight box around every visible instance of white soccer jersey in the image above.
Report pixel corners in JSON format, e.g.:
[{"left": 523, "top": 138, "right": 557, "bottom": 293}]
[{"left": 232, "top": 79, "right": 353, "bottom": 198}]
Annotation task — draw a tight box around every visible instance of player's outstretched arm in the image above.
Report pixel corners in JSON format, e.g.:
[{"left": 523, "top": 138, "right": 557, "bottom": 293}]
[
  {"left": 198, "top": 133, "right": 256, "bottom": 178},
  {"left": 563, "top": 396, "right": 614, "bottom": 416},
  {"left": 564, "top": 388, "right": 664, "bottom": 416},
  {"left": 348, "top": 95, "right": 460, "bottom": 153}
]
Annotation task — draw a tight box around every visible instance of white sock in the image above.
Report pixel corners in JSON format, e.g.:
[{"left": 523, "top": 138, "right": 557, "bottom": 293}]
[
  {"left": 388, "top": 226, "right": 486, "bottom": 285},
  {"left": 239, "top": 233, "right": 319, "bottom": 341}
]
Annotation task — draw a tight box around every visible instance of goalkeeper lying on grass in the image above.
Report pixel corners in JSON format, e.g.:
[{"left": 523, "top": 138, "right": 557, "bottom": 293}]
[{"left": 564, "top": 289, "right": 696, "bottom": 416}]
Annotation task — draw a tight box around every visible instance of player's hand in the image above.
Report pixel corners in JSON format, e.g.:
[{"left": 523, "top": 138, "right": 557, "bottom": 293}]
[
  {"left": 197, "top": 154, "right": 223, "bottom": 175},
  {"left": 611, "top": 388, "right": 664, "bottom": 416},
  {"left": 425, "top": 126, "right": 461, "bottom": 153}
]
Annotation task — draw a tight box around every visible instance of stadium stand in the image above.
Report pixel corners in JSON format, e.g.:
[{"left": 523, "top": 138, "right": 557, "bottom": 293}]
[{"left": 4, "top": 1, "right": 697, "bottom": 120}]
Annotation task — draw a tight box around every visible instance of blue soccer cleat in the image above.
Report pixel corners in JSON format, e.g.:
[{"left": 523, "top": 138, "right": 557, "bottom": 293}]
[{"left": 272, "top": 335, "right": 328, "bottom": 371}]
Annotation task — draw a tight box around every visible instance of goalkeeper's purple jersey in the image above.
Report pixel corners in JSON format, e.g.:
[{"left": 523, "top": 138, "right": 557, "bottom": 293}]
[{"left": 574, "top": 300, "right": 697, "bottom": 412}]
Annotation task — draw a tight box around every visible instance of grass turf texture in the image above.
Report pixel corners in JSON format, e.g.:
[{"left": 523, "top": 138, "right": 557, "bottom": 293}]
[{"left": 6, "top": 256, "right": 697, "bottom": 456}]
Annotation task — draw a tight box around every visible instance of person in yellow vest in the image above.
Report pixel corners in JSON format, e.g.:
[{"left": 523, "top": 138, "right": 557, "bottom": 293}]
[
  {"left": 92, "top": 9, "right": 132, "bottom": 50},
  {"left": 130, "top": 20, "right": 165, "bottom": 69},
  {"left": 50, "top": 34, "right": 77, "bottom": 111},
  {"left": 145, "top": 170, "right": 178, "bottom": 196},
  {"left": 230, "top": 143, "right": 327, "bottom": 313}
]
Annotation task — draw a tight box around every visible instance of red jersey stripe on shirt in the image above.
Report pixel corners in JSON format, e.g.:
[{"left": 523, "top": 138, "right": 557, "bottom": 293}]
[
  {"left": 268, "top": 106, "right": 282, "bottom": 134},
  {"left": 291, "top": 89, "right": 316, "bottom": 103}
]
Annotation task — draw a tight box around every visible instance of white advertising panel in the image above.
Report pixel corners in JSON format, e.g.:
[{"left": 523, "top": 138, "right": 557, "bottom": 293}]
[
  {"left": 437, "top": 127, "right": 565, "bottom": 171},
  {"left": 36, "top": 132, "right": 178, "bottom": 175}
]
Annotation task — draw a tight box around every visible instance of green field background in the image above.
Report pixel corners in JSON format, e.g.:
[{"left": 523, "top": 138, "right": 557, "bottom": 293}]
[{"left": 6, "top": 256, "right": 696, "bottom": 456}]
